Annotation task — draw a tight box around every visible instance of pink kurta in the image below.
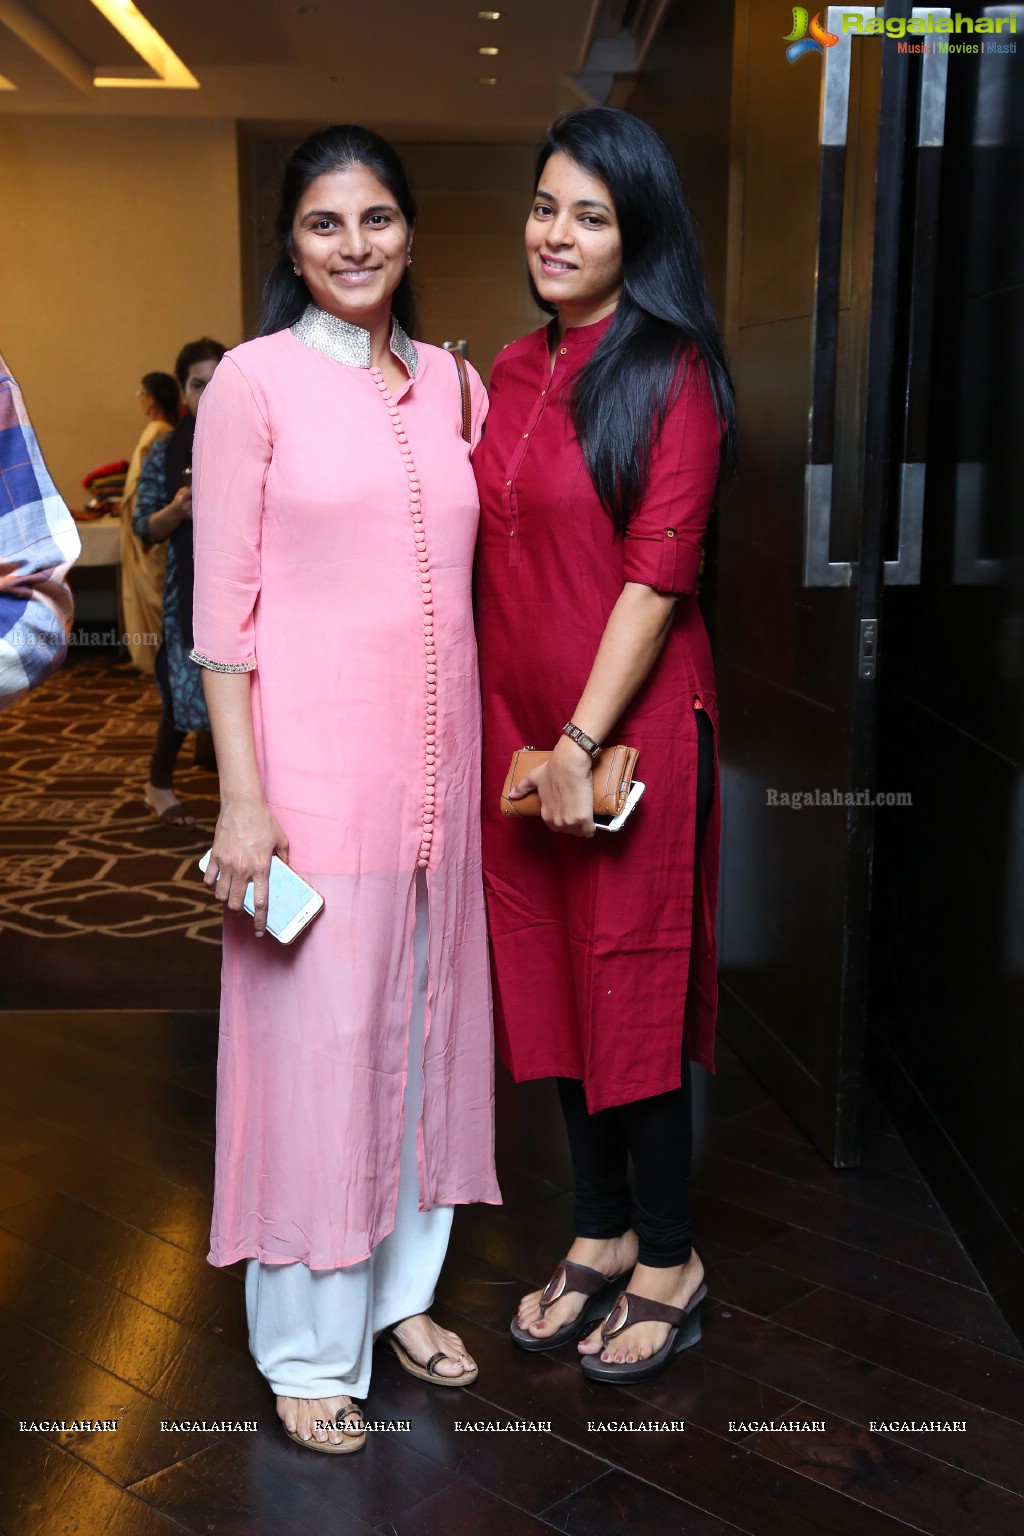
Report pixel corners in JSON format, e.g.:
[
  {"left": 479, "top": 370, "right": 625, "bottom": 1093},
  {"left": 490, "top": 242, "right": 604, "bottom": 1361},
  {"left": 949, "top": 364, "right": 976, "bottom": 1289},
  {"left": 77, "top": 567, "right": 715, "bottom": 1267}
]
[{"left": 191, "top": 314, "right": 500, "bottom": 1269}]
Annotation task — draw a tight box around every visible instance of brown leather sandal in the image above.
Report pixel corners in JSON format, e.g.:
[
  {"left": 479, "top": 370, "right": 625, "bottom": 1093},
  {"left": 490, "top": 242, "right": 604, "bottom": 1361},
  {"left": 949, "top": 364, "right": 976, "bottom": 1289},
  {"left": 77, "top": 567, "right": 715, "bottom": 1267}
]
[
  {"left": 580, "top": 1282, "right": 707, "bottom": 1383},
  {"left": 388, "top": 1332, "right": 479, "bottom": 1386},
  {"left": 510, "top": 1259, "right": 633, "bottom": 1352},
  {"left": 281, "top": 1400, "right": 366, "bottom": 1454}
]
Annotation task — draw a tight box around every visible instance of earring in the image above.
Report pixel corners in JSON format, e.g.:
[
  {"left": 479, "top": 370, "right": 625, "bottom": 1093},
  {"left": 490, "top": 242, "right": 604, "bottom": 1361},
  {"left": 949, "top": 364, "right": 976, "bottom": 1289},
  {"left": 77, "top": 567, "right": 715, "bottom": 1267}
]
[
  {"left": 293, "top": 265, "right": 301, "bottom": 276},
  {"left": 406, "top": 251, "right": 413, "bottom": 266}
]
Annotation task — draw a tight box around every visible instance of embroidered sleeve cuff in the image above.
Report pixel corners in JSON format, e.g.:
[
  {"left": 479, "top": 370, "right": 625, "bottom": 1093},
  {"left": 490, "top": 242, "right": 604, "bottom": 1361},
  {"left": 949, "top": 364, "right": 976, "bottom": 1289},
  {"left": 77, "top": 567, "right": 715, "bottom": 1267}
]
[{"left": 189, "top": 649, "right": 256, "bottom": 674}]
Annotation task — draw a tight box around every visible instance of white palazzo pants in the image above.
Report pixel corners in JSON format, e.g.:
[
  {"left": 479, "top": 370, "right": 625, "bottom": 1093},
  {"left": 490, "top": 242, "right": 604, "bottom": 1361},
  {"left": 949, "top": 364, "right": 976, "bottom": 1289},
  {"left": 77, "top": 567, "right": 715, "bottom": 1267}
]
[{"left": 244, "top": 870, "right": 453, "bottom": 1400}]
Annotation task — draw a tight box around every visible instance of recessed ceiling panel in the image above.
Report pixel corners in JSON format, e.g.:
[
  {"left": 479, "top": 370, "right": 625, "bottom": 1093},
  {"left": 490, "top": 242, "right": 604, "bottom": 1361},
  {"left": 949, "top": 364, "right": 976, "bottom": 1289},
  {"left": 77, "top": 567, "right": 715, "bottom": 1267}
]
[
  {"left": 0, "top": 0, "right": 598, "bottom": 130},
  {"left": 0, "top": 17, "right": 86, "bottom": 98},
  {"left": 32, "top": 0, "right": 141, "bottom": 68}
]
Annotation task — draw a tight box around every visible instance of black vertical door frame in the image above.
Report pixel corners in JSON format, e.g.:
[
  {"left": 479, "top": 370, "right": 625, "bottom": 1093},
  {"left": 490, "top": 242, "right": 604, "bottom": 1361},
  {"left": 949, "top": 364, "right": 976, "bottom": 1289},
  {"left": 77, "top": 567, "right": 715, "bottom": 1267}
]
[{"left": 839, "top": 3, "right": 913, "bottom": 1158}]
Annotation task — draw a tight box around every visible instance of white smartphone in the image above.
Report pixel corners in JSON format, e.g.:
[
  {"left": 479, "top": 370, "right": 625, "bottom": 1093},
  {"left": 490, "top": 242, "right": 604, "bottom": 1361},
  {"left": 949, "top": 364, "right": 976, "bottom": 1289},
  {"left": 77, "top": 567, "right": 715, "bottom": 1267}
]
[
  {"left": 198, "top": 850, "right": 324, "bottom": 943},
  {"left": 593, "top": 779, "right": 646, "bottom": 832}
]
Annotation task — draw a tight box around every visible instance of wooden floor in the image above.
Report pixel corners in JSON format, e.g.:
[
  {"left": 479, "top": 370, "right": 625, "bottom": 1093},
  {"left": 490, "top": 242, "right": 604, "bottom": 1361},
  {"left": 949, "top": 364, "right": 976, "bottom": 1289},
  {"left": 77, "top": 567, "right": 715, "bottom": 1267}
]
[{"left": 0, "top": 1011, "right": 1022, "bottom": 1536}]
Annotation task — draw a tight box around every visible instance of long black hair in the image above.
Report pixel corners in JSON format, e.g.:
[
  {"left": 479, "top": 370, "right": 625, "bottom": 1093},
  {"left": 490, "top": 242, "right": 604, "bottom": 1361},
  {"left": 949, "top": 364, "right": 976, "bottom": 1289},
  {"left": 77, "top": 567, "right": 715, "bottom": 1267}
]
[
  {"left": 141, "top": 370, "right": 180, "bottom": 422},
  {"left": 257, "top": 124, "right": 417, "bottom": 338},
  {"left": 532, "top": 108, "right": 736, "bottom": 535}
]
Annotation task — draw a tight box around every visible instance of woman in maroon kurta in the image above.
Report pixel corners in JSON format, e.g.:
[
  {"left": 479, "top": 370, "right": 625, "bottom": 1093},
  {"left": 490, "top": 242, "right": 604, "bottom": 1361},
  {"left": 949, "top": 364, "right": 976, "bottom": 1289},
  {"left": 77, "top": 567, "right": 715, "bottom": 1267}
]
[{"left": 474, "top": 107, "right": 736, "bottom": 1383}]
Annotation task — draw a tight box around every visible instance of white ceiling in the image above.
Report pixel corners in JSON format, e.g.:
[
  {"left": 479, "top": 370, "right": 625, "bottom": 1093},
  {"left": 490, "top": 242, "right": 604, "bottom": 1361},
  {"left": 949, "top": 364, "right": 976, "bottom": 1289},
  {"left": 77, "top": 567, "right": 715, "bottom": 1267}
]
[{"left": 0, "top": 0, "right": 610, "bottom": 138}]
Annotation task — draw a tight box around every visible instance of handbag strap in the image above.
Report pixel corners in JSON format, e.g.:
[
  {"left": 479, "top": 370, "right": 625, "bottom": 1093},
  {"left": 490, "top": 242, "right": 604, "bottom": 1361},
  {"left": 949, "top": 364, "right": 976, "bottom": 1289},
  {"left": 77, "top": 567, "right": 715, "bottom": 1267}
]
[{"left": 451, "top": 349, "right": 472, "bottom": 443}]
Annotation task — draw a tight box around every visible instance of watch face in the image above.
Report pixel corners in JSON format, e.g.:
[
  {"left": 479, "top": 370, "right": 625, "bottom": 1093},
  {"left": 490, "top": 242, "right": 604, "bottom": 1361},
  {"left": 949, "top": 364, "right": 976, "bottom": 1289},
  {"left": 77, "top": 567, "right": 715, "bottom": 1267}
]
[{"left": 564, "top": 724, "right": 600, "bottom": 758}]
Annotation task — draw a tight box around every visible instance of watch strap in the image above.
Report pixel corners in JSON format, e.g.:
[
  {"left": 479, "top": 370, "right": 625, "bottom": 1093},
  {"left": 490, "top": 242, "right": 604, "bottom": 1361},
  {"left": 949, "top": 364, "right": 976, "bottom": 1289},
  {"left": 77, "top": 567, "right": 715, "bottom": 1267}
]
[{"left": 562, "top": 721, "right": 603, "bottom": 761}]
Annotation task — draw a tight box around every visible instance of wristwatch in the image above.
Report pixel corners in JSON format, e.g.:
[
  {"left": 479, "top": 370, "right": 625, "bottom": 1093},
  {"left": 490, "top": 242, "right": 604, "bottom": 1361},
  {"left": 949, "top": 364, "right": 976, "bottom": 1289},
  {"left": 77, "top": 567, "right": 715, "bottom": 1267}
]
[{"left": 562, "top": 721, "right": 603, "bottom": 761}]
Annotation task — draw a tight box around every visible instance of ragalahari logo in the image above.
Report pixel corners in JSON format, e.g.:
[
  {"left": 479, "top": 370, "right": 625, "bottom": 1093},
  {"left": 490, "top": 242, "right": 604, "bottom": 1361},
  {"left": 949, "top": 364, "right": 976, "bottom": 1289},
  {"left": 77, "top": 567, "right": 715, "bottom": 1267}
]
[{"left": 784, "top": 8, "right": 840, "bottom": 62}]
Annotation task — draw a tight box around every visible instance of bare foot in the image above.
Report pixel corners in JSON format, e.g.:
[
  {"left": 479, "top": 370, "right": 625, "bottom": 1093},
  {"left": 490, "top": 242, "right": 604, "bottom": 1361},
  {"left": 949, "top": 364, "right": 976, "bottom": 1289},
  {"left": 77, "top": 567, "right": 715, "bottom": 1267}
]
[
  {"left": 276, "top": 1393, "right": 364, "bottom": 1446},
  {"left": 516, "top": 1231, "right": 638, "bottom": 1341},
  {"left": 392, "top": 1314, "right": 475, "bottom": 1379},
  {"left": 144, "top": 783, "right": 195, "bottom": 827},
  {"left": 577, "top": 1250, "right": 705, "bottom": 1361}
]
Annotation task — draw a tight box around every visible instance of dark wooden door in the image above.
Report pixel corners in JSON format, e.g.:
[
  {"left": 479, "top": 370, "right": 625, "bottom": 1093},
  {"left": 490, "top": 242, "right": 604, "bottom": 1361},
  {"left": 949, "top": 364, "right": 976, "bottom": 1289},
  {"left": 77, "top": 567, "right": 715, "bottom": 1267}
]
[
  {"left": 868, "top": 17, "right": 1024, "bottom": 1334},
  {"left": 715, "top": 4, "right": 921, "bottom": 1164}
]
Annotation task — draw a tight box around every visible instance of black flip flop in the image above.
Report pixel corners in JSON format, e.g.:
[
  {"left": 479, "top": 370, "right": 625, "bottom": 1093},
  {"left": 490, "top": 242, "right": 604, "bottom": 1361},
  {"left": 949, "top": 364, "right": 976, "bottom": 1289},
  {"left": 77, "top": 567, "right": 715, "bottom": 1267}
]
[
  {"left": 510, "top": 1260, "right": 633, "bottom": 1352},
  {"left": 580, "top": 1282, "right": 707, "bottom": 1383},
  {"left": 143, "top": 787, "right": 196, "bottom": 827}
]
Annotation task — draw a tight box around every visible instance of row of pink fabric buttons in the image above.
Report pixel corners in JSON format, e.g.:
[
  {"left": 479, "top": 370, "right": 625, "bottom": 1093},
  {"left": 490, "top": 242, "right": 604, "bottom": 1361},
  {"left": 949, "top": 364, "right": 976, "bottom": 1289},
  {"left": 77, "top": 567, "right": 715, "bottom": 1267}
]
[{"left": 372, "top": 368, "right": 436, "bottom": 869}]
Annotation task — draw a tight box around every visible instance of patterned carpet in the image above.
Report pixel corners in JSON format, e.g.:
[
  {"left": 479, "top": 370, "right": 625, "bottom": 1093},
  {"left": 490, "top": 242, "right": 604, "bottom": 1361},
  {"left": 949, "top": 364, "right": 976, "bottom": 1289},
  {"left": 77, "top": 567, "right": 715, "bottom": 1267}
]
[{"left": 0, "top": 652, "right": 222, "bottom": 1008}]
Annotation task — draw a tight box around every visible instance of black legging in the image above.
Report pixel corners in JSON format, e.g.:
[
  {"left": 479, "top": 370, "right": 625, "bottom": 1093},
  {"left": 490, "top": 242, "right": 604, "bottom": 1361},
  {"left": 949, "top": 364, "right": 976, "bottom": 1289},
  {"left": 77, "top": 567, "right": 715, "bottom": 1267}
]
[
  {"left": 149, "top": 644, "right": 187, "bottom": 790},
  {"left": 557, "top": 705, "right": 715, "bottom": 1269}
]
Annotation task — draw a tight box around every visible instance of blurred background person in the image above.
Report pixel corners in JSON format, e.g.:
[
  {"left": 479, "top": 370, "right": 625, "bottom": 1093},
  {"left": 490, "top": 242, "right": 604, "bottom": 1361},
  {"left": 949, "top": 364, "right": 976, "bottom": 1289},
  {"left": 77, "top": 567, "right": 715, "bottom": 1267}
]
[
  {"left": 1, "top": 349, "right": 80, "bottom": 711},
  {"left": 133, "top": 338, "right": 225, "bottom": 826},
  {"left": 119, "top": 370, "right": 181, "bottom": 674}
]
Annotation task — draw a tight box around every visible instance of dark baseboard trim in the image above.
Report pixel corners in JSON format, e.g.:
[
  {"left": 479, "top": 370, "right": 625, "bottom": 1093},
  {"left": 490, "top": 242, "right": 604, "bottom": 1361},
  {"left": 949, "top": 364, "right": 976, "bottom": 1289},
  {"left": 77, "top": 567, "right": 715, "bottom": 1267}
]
[{"left": 0, "top": 1009, "right": 218, "bottom": 1022}]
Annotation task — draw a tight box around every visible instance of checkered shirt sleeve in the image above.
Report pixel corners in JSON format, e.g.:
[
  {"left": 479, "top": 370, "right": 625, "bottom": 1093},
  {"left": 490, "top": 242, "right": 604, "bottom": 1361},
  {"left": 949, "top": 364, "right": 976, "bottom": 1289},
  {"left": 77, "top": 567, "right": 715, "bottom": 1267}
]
[{"left": 0, "top": 354, "right": 81, "bottom": 711}]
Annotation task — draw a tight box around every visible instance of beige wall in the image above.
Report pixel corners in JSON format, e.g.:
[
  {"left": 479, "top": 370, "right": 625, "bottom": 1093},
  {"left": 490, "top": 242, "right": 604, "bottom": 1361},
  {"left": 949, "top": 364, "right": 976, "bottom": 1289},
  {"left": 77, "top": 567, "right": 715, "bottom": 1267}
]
[
  {"left": 0, "top": 116, "right": 244, "bottom": 507},
  {"left": 398, "top": 143, "right": 546, "bottom": 377},
  {"left": 1, "top": 122, "right": 539, "bottom": 509}
]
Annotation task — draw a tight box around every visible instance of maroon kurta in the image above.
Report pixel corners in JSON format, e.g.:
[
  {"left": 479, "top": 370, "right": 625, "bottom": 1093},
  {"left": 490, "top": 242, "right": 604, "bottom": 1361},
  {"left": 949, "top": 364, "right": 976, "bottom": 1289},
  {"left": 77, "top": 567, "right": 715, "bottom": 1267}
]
[{"left": 473, "top": 314, "right": 723, "bottom": 1113}]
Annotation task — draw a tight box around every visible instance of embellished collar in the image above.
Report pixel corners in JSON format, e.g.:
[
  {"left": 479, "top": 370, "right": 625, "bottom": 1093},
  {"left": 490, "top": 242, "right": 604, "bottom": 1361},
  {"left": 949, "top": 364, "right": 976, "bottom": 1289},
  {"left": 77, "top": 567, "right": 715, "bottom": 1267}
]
[{"left": 290, "top": 304, "right": 419, "bottom": 376}]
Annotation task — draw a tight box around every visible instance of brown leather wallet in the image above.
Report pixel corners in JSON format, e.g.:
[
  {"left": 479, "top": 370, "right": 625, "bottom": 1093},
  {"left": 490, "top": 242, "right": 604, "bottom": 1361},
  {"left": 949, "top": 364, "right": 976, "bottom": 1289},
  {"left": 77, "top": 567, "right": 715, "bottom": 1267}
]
[{"left": 500, "top": 744, "right": 640, "bottom": 819}]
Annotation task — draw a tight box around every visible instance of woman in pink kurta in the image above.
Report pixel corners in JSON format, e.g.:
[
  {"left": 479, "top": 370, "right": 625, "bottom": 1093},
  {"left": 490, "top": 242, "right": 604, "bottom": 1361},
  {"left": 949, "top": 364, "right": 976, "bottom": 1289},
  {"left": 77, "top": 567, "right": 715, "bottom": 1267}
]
[
  {"left": 474, "top": 109, "right": 735, "bottom": 1386},
  {"left": 190, "top": 126, "right": 499, "bottom": 1452}
]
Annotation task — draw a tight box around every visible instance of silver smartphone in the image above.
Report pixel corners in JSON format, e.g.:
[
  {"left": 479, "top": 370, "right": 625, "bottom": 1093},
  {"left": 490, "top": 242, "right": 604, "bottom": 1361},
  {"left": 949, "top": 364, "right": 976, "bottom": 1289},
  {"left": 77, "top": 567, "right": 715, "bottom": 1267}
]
[
  {"left": 593, "top": 779, "right": 646, "bottom": 832},
  {"left": 198, "top": 851, "right": 324, "bottom": 943}
]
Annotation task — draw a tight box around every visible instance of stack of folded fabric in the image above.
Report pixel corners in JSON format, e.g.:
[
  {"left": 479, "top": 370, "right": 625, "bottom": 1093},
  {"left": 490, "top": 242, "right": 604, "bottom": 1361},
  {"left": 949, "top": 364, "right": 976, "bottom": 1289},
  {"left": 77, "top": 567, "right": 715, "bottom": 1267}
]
[{"left": 81, "top": 459, "right": 129, "bottom": 515}]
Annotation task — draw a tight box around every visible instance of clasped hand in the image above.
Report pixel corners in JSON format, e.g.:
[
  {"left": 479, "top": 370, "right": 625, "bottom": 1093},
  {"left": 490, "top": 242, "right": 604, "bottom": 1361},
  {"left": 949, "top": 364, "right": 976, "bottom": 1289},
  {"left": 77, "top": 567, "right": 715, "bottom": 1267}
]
[
  {"left": 203, "top": 796, "right": 289, "bottom": 937},
  {"left": 172, "top": 486, "right": 193, "bottom": 521},
  {"left": 509, "top": 743, "right": 595, "bottom": 838}
]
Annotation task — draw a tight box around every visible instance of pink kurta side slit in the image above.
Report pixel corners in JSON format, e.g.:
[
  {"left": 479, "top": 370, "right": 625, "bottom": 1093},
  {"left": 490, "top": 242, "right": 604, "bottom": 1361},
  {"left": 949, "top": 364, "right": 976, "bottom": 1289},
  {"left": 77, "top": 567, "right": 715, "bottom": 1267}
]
[{"left": 191, "top": 319, "right": 500, "bottom": 1270}]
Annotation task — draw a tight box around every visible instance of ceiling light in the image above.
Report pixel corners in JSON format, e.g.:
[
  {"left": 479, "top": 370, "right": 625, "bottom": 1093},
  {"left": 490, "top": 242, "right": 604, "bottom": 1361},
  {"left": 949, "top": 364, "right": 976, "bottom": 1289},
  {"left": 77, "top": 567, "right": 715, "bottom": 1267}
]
[
  {"left": 479, "top": 76, "right": 498, "bottom": 85},
  {"left": 478, "top": 46, "right": 500, "bottom": 55},
  {"left": 478, "top": 10, "right": 502, "bottom": 17},
  {"left": 90, "top": 0, "right": 199, "bottom": 88}
]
